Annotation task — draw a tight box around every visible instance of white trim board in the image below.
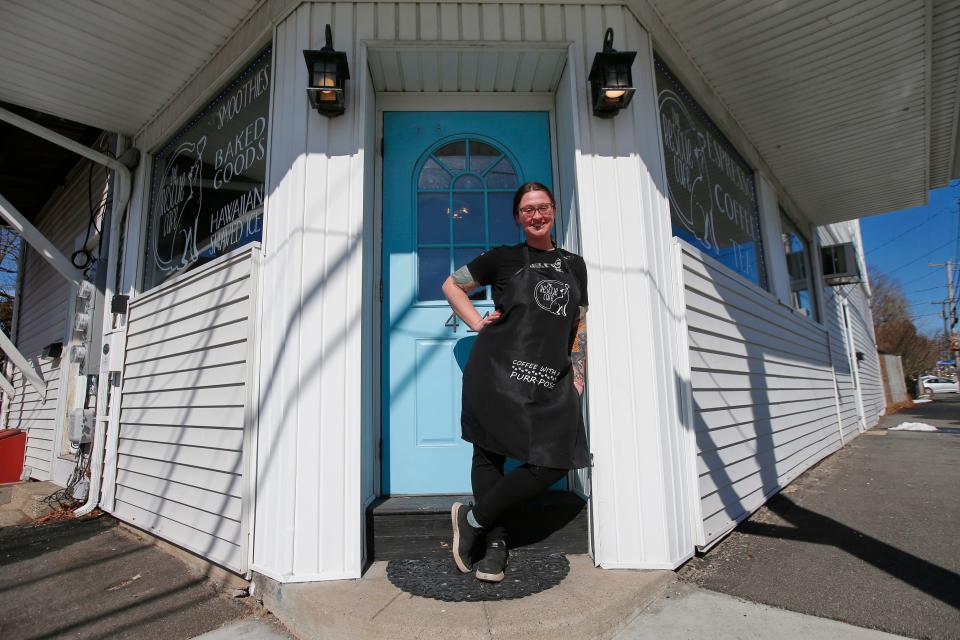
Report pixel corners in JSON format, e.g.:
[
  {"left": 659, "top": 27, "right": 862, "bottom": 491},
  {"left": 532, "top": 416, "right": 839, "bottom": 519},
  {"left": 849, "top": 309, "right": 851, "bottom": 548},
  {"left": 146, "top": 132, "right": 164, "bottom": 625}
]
[{"left": 376, "top": 93, "right": 556, "bottom": 111}]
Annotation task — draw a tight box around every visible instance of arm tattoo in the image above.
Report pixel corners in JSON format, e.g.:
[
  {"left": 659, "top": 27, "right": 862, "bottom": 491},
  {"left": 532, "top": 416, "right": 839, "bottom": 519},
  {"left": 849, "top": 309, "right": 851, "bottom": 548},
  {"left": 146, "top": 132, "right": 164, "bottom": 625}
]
[
  {"left": 571, "top": 307, "right": 587, "bottom": 390},
  {"left": 452, "top": 265, "right": 479, "bottom": 292}
]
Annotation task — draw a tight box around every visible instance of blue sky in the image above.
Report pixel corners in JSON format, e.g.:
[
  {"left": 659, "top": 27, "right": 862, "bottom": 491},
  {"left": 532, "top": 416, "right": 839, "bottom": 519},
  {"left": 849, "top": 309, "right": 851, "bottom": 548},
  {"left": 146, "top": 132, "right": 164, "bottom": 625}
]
[{"left": 859, "top": 180, "right": 960, "bottom": 337}]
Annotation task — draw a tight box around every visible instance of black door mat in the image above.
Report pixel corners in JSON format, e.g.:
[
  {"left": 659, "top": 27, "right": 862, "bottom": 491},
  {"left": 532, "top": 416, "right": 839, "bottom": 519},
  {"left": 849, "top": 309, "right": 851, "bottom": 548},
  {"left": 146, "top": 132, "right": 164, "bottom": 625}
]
[{"left": 386, "top": 551, "right": 569, "bottom": 601}]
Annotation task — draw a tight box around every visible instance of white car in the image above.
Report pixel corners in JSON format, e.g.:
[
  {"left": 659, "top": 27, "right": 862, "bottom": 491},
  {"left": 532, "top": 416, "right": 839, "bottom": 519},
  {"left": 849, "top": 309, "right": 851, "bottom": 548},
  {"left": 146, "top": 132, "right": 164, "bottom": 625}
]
[{"left": 920, "top": 376, "right": 958, "bottom": 396}]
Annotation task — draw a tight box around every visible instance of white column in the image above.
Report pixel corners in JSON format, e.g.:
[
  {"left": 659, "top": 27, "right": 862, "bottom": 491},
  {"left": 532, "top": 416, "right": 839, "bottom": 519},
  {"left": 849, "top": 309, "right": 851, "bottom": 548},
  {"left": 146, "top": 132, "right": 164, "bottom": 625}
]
[
  {"left": 755, "top": 173, "right": 791, "bottom": 305},
  {"left": 567, "top": 5, "right": 699, "bottom": 569}
]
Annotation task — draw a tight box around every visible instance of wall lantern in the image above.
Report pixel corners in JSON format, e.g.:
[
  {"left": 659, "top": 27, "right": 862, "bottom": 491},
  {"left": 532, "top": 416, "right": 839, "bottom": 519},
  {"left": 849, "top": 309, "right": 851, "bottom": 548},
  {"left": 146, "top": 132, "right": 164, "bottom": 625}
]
[
  {"left": 587, "top": 28, "right": 637, "bottom": 118},
  {"left": 303, "top": 25, "right": 350, "bottom": 117}
]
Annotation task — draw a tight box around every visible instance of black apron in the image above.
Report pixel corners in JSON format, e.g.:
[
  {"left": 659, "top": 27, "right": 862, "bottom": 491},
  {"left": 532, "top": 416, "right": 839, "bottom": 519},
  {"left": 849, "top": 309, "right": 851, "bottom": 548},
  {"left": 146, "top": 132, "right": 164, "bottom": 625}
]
[{"left": 461, "top": 246, "right": 589, "bottom": 470}]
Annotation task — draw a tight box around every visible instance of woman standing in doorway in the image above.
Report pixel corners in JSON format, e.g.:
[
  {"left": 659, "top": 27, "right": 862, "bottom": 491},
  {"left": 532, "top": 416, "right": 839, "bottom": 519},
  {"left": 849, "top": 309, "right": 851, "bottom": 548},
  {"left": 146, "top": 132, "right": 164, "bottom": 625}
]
[{"left": 440, "top": 181, "right": 589, "bottom": 583}]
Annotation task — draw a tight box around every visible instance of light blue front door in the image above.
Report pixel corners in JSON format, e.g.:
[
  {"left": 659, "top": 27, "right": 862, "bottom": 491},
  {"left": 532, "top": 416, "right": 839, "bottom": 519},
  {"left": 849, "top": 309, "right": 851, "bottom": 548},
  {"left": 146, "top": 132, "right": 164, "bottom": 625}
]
[{"left": 383, "top": 111, "right": 553, "bottom": 494}]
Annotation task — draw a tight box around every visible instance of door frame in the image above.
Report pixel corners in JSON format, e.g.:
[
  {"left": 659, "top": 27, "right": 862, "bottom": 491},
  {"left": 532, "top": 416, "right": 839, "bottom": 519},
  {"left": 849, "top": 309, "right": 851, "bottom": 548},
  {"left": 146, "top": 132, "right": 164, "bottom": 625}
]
[{"left": 374, "top": 93, "right": 566, "bottom": 498}]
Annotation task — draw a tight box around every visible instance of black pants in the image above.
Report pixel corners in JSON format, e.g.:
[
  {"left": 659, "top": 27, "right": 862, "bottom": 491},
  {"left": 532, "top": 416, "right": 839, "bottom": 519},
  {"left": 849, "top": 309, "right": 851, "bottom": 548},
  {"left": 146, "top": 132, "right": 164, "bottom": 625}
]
[{"left": 470, "top": 445, "right": 567, "bottom": 544}]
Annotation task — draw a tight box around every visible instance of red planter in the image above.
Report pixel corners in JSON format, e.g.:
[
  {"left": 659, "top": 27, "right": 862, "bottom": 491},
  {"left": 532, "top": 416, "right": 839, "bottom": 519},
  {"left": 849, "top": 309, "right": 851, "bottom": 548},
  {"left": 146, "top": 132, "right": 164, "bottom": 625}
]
[{"left": 0, "top": 429, "right": 26, "bottom": 482}]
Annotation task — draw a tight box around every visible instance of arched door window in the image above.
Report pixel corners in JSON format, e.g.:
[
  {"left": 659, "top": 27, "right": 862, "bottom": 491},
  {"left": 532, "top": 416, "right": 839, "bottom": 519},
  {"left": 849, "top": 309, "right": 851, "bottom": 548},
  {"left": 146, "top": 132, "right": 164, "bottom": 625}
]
[{"left": 416, "top": 138, "right": 520, "bottom": 301}]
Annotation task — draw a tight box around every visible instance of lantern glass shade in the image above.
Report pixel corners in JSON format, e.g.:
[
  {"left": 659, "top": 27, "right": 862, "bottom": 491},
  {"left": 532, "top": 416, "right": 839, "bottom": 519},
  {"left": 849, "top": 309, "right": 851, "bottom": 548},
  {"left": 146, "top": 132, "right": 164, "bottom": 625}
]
[
  {"left": 303, "top": 49, "right": 350, "bottom": 117},
  {"left": 588, "top": 50, "right": 637, "bottom": 118}
]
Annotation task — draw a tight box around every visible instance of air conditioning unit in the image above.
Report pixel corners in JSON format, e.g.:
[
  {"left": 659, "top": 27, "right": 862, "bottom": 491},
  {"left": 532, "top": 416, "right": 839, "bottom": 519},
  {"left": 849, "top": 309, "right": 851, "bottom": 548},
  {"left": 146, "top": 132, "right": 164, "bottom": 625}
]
[{"left": 821, "top": 243, "right": 862, "bottom": 286}]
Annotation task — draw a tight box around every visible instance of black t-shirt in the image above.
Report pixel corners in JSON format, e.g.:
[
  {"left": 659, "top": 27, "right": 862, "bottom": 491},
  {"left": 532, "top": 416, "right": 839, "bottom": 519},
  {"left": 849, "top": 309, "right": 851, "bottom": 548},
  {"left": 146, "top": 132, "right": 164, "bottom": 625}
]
[{"left": 466, "top": 243, "right": 588, "bottom": 309}]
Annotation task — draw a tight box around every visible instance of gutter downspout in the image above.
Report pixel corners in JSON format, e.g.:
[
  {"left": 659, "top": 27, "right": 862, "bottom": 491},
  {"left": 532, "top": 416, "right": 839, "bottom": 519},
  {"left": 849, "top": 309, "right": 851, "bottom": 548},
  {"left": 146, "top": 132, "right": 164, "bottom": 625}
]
[{"left": 0, "top": 106, "right": 138, "bottom": 518}]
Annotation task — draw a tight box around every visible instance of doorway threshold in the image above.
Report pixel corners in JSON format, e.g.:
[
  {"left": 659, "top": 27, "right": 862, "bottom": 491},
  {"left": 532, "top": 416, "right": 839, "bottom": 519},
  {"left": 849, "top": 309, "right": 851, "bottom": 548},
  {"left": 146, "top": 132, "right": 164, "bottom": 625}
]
[{"left": 367, "top": 492, "right": 587, "bottom": 561}]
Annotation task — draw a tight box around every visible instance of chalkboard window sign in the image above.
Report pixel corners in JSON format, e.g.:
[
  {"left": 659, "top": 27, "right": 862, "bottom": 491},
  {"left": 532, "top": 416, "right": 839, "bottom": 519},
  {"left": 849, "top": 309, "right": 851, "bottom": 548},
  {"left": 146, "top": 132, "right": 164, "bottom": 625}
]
[
  {"left": 144, "top": 47, "right": 272, "bottom": 290},
  {"left": 655, "top": 57, "right": 767, "bottom": 288}
]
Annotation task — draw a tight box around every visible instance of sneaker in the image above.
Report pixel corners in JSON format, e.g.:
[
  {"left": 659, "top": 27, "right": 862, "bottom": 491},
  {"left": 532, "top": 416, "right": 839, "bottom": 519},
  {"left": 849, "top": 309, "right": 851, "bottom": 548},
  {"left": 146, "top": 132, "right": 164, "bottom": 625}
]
[
  {"left": 451, "top": 502, "right": 482, "bottom": 573},
  {"left": 475, "top": 539, "right": 508, "bottom": 582}
]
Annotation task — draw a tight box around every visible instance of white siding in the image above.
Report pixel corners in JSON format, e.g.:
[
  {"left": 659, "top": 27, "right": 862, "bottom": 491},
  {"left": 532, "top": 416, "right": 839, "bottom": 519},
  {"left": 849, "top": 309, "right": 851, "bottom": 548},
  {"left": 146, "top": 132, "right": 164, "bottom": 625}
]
[
  {"left": 845, "top": 284, "right": 884, "bottom": 427},
  {"left": 680, "top": 241, "right": 845, "bottom": 546},
  {"left": 253, "top": 2, "right": 372, "bottom": 582},
  {"left": 112, "top": 246, "right": 258, "bottom": 573},
  {"left": 565, "top": 4, "right": 698, "bottom": 570},
  {"left": 8, "top": 159, "right": 101, "bottom": 482},
  {"left": 254, "top": 1, "right": 700, "bottom": 578},
  {"left": 819, "top": 220, "right": 884, "bottom": 433}
]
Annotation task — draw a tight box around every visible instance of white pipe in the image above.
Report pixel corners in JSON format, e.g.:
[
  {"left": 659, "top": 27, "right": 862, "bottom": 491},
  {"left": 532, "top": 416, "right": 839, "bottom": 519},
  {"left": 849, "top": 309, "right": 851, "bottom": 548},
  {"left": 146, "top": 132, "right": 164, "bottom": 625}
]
[
  {"left": 0, "top": 193, "right": 83, "bottom": 288},
  {"left": 0, "top": 329, "right": 45, "bottom": 400},
  {"left": 0, "top": 372, "right": 14, "bottom": 397},
  {"left": 75, "top": 134, "right": 132, "bottom": 518},
  {"left": 0, "top": 106, "right": 133, "bottom": 222},
  {"left": 0, "top": 107, "right": 136, "bottom": 518}
]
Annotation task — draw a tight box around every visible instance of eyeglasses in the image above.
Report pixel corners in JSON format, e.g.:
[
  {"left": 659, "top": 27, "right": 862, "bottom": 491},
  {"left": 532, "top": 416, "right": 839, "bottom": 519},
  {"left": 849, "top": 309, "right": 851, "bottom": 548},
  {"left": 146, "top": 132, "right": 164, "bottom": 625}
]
[{"left": 518, "top": 203, "right": 555, "bottom": 216}]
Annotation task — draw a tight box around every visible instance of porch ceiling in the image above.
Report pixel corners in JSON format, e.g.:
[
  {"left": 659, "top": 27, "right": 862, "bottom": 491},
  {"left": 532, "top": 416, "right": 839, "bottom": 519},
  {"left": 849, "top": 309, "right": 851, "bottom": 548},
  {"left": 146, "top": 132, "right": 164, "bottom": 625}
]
[
  {"left": 367, "top": 45, "right": 568, "bottom": 93},
  {"left": 644, "top": 0, "right": 960, "bottom": 225},
  {"left": 0, "top": 0, "right": 262, "bottom": 136}
]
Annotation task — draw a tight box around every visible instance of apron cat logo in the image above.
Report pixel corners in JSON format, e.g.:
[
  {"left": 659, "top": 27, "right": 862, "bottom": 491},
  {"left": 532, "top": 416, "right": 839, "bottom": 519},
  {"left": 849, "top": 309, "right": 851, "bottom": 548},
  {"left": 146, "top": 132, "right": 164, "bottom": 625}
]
[{"left": 533, "top": 280, "right": 570, "bottom": 317}]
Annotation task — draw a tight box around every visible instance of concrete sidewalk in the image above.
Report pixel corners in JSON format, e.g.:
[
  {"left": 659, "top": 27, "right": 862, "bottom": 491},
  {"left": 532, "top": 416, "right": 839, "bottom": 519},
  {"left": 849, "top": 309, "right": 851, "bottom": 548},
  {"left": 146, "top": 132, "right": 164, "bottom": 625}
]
[
  {"left": 250, "top": 555, "right": 905, "bottom": 640},
  {"left": 5, "top": 399, "right": 955, "bottom": 640},
  {"left": 0, "top": 514, "right": 286, "bottom": 640},
  {"left": 679, "top": 396, "right": 960, "bottom": 640}
]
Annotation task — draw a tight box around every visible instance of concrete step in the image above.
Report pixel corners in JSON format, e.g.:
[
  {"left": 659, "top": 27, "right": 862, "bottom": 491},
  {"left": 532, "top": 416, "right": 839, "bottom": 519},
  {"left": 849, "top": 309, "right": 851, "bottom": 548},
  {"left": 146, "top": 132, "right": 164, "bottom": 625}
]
[
  {"left": 368, "top": 492, "right": 588, "bottom": 560},
  {"left": 8, "top": 481, "right": 60, "bottom": 519},
  {"left": 254, "top": 556, "right": 672, "bottom": 640},
  {"left": 0, "top": 507, "right": 31, "bottom": 527}
]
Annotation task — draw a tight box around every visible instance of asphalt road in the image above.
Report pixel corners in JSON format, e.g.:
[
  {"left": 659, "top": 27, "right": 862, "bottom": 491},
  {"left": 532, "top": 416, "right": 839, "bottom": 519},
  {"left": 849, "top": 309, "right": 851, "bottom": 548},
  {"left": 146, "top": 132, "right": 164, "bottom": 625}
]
[
  {"left": 679, "top": 395, "right": 960, "bottom": 640},
  {"left": 0, "top": 515, "right": 274, "bottom": 640}
]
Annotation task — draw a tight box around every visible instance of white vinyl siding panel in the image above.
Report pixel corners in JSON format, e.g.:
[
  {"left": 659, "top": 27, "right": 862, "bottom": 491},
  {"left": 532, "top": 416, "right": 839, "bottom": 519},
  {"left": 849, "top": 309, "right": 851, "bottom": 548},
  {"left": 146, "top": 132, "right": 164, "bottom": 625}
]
[
  {"left": 8, "top": 158, "right": 98, "bottom": 481},
  {"left": 256, "top": 0, "right": 700, "bottom": 577},
  {"left": 845, "top": 287, "right": 883, "bottom": 426},
  {"left": 112, "top": 247, "right": 258, "bottom": 573},
  {"left": 680, "top": 242, "right": 844, "bottom": 545},
  {"left": 818, "top": 221, "right": 883, "bottom": 436}
]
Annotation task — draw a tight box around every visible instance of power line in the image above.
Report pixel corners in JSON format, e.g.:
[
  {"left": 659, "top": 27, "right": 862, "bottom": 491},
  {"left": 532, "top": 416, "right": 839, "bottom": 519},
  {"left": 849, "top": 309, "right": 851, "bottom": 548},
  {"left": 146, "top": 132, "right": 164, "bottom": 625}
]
[
  {"left": 906, "top": 283, "right": 948, "bottom": 295},
  {"left": 865, "top": 207, "right": 950, "bottom": 256},
  {"left": 885, "top": 238, "right": 956, "bottom": 275},
  {"left": 901, "top": 269, "right": 942, "bottom": 286}
]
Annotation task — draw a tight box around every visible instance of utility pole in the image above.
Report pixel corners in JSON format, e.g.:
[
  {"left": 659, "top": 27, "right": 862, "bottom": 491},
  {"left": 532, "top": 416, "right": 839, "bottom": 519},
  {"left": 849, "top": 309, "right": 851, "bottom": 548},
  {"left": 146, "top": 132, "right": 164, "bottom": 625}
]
[
  {"left": 929, "top": 261, "right": 959, "bottom": 387},
  {"left": 932, "top": 300, "right": 949, "bottom": 366}
]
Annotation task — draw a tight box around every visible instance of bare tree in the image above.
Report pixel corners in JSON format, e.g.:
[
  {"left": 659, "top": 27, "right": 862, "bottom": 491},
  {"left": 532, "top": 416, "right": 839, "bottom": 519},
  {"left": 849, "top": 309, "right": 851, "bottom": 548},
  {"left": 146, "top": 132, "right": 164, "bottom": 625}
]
[
  {"left": 0, "top": 227, "right": 20, "bottom": 335},
  {"left": 869, "top": 267, "right": 940, "bottom": 377}
]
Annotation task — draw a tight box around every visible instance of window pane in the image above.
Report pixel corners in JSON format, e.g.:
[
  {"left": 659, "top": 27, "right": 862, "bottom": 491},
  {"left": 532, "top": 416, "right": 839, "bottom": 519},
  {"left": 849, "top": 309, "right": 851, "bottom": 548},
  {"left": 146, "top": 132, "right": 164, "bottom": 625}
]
[
  {"left": 419, "top": 158, "right": 451, "bottom": 189},
  {"left": 146, "top": 48, "right": 271, "bottom": 290},
  {"left": 470, "top": 141, "right": 501, "bottom": 173},
  {"left": 452, "top": 193, "right": 484, "bottom": 244},
  {"left": 655, "top": 57, "right": 766, "bottom": 288},
  {"left": 454, "top": 247, "right": 487, "bottom": 300},
  {"left": 488, "top": 192, "right": 520, "bottom": 246},
  {"left": 418, "top": 193, "right": 449, "bottom": 245},
  {"left": 795, "top": 289, "right": 813, "bottom": 317},
  {"left": 454, "top": 174, "right": 482, "bottom": 190},
  {"left": 436, "top": 141, "right": 467, "bottom": 172},
  {"left": 780, "top": 210, "right": 817, "bottom": 321},
  {"left": 486, "top": 158, "right": 518, "bottom": 188},
  {"left": 418, "top": 248, "right": 449, "bottom": 302}
]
